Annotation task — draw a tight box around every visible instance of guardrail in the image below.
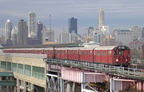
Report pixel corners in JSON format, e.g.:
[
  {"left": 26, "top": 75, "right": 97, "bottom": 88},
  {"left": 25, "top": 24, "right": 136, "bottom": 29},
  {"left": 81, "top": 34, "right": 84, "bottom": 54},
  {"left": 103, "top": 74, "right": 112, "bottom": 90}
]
[
  {"left": 45, "top": 58, "right": 144, "bottom": 80},
  {"left": 0, "top": 53, "right": 47, "bottom": 58}
]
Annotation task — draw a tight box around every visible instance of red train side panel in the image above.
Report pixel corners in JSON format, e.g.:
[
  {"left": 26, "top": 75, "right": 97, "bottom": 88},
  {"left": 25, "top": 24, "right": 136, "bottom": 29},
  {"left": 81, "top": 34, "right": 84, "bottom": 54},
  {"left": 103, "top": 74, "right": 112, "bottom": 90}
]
[
  {"left": 79, "top": 47, "right": 95, "bottom": 62},
  {"left": 67, "top": 48, "right": 79, "bottom": 61}
]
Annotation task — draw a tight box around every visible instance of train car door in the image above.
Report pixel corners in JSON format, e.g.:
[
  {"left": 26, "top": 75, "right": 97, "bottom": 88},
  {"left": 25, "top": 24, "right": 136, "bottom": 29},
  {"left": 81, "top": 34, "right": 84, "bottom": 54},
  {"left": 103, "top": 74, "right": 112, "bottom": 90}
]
[{"left": 113, "top": 48, "right": 124, "bottom": 65}]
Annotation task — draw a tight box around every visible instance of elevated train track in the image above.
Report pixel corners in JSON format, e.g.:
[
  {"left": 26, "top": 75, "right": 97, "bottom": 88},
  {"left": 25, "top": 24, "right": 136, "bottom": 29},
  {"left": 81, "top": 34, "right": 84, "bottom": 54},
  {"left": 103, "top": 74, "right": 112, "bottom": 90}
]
[{"left": 45, "top": 58, "right": 144, "bottom": 80}]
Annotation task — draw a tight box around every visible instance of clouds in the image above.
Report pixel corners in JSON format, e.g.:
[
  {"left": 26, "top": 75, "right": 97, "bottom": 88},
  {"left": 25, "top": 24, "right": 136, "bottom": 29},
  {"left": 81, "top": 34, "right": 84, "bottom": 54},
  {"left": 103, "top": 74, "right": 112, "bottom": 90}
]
[
  {"left": 0, "top": 0, "right": 144, "bottom": 34},
  {"left": 1, "top": 0, "right": 143, "bottom": 17}
]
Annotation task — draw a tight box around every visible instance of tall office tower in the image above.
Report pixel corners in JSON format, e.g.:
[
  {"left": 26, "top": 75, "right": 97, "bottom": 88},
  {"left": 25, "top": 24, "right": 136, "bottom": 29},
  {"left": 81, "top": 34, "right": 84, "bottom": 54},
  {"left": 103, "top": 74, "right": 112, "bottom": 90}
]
[
  {"left": 99, "top": 8, "right": 104, "bottom": 30},
  {"left": 71, "top": 32, "right": 78, "bottom": 43},
  {"left": 37, "top": 21, "right": 43, "bottom": 41},
  {"left": 17, "top": 20, "right": 28, "bottom": 46},
  {"left": 113, "top": 30, "right": 133, "bottom": 46},
  {"left": 68, "top": 17, "right": 77, "bottom": 34},
  {"left": 91, "top": 29, "right": 103, "bottom": 45},
  {"left": 5, "top": 19, "right": 13, "bottom": 40},
  {"left": 11, "top": 27, "right": 18, "bottom": 46},
  {"left": 28, "top": 11, "right": 37, "bottom": 39},
  {"left": 58, "top": 31, "right": 71, "bottom": 44},
  {"left": 101, "top": 26, "right": 109, "bottom": 36},
  {"left": 42, "top": 30, "right": 55, "bottom": 44},
  {"left": 87, "top": 27, "right": 94, "bottom": 36}
]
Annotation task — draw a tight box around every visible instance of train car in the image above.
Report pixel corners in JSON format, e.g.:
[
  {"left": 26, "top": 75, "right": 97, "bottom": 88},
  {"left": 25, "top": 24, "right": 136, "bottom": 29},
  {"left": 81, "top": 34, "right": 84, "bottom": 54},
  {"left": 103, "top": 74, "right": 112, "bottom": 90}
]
[
  {"left": 55, "top": 48, "right": 68, "bottom": 60},
  {"left": 2, "top": 45, "right": 130, "bottom": 66},
  {"left": 44, "top": 48, "right": 54, "bottom": 58},
  {"left": 67, "top": 47, "right": 80, "bottom": 61},
  {"left": 94, "top": 45, "right": 130, "bottom": 66},
  {"left": 79, "top": 47, "right": 95, "bottom": 62}
]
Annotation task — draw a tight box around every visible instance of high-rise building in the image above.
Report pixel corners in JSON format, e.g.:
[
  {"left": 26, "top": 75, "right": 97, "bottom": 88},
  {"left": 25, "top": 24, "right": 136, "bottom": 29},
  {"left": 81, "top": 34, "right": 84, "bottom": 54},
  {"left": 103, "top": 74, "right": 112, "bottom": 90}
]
[
  {"left": 42, "top": 30, "right": 55, "bottom": 44},
  {"left": 99, "top": 8, "right": 104, "bottom": 30},
  {"left": 58, "top": 31, "right": 71, "bottom": 44},
  {"left": 101, "top": 26, "right": 109, "bottom": 37},
  {"left": 130, "top": 26, "right": 142, "bottom": 40},
  {"left": 68, "top": 17, "right": 77, "bottom": 34},
  {"left": 37, "top": 21, "right": 43, "bottom": 41},
  {"left": 71, "top": 32, "right": 78, "bottom": 43},
  {"left": 91, "top": 30, "right": 103, "bottom": 45},
  {"left": 103, "top": 35, "right": 115, "bottom": 46},
  {"left": 11, "top": 27, "right": 18, "bottom": 46},
  {"left": 28, "top": 11, "right": 37, "bottom": 38},
  {"left": 17, "top": 20, "right": 28, "bottom": 46},
  {"left": 87, "top": 27, "right": 94, "bottom": 36},
  {"left": 5, "top": 19, "right": 13, "bottom": 40},
  {"left": 113, "top": 30, "right": 133, "bottom": 46}
]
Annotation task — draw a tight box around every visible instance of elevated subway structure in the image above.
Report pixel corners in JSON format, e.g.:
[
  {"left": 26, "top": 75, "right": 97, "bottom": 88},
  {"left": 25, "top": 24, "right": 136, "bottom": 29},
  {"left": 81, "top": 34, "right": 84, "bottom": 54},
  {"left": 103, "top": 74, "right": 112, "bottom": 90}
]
[
  {"left": 0, "top": 47, "right": 144, "bottom": 91},
  {"left": 45, "top": 58, "right": 144, "bottom": 92}
]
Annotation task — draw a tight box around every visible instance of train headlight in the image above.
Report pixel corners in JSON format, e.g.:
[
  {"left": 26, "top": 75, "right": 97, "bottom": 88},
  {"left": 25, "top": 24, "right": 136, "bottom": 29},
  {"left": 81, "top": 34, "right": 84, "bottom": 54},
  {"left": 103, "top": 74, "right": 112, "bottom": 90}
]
[
  {"left": 126, "top": 59, "right": 127, "bottom": 62},
  {"left": 116, "top": 59, "right": 119, "bottom": 62}
]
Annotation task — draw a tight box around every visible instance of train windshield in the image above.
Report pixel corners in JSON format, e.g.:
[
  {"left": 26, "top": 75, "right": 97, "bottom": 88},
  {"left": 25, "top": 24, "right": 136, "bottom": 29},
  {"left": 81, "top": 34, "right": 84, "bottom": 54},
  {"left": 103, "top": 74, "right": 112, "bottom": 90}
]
[
  {"left": 114, "top": 50, "right": 123, "bottom": 55},
  {"left": 118, "top": 50, "right": 123, "bottom": 55},
  {"left": 114, "top": 46, "right": 129, "bottom": 56}
]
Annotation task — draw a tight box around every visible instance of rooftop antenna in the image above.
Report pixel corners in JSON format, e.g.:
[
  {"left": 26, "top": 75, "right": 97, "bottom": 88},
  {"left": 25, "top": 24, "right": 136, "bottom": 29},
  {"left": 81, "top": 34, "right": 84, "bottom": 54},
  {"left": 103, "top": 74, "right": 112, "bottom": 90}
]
[{"left": 49, "top": 14, "right": 51, "bottom": 31}]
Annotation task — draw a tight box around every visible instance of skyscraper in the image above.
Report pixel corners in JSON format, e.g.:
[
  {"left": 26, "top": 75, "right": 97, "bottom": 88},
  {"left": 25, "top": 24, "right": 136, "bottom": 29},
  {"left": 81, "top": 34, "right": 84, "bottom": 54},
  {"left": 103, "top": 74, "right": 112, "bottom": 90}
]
[
  {"left": 28, "top": 11, "right": 37, "bottom": 39},
  {"left": 68, "top": 17, "right": 77, "bottom": 34},
  {"left": 37, "top": 21, "right": 43, "bottom": 41},
  {"left": 11, "top": 27, "right": 18, "bottom": 46},
  {"left": 42, "top": 30, "right": 55, "bottom": 44},
  {"left": 58, "top": 31, "right": 71, "bottom": 44},
  {"left": 18, "top": 20, "right": 28, "bottom": 46},
  {"left": 5, "top": 19, "right": 13, "bottom": 40},
  {"left": 99, "top": 8, "right": 104, "bottom": 30}
]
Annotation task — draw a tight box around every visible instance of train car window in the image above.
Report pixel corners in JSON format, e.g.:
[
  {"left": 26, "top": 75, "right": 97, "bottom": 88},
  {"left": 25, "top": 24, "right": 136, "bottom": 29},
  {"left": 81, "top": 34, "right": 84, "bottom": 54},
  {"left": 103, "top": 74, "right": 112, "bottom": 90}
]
[
  {"left": 118, "top": 51, "right": 123, "bottom": 55},
  {"left": 114, "top": 51, "right": 117, "bottom": 55},
  {"left": 87, "top": 51, "right": 89, "bottom": 55},
  {"left": 51, "top": 51, "right": 53, "bottom": 54},
  {"left": 82, "top": 51, "right": 84, "bottom": 55},
  {"left": 103, "top": 51, "right": 107, "bottom": 56},
  {"left": 75, "top": 51, "right": 77, "bottom": 54},
  {"left": 97, "top": 51, "right": 100, "bottom": 56},
  {"left": 86, "top": 51, "right": 88, "bottom": 55}
]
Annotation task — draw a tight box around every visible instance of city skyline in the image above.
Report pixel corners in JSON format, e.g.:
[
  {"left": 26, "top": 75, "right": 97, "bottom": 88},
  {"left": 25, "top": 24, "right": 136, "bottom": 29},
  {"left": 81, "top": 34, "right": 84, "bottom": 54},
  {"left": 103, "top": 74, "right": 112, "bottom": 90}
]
[{"left": 0, "top": 0, "right": 144, "bottom": 35}]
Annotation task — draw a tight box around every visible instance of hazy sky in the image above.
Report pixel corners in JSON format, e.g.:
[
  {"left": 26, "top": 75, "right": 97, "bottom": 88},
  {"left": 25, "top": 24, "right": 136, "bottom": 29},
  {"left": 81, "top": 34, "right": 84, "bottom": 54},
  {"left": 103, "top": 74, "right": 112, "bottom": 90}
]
[{"left": 0, "top": 0, "right": 144, "bottom": 35}]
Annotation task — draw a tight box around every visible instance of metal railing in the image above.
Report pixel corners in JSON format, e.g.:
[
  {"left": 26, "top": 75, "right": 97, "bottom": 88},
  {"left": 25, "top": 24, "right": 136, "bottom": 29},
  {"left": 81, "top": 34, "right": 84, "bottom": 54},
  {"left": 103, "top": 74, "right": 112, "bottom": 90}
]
[
  {"left": 0, "top": 53, "right": 47, "bottom": 58},
  {"left": 45, "top": 58, "right": 144, "bottom": 80}
]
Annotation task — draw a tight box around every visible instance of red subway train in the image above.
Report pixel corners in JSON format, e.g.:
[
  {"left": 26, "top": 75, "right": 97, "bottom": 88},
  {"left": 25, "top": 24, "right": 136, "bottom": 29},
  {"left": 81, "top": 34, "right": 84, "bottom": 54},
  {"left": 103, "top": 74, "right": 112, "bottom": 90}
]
[{"left": 3, "top": 45, "right": 130, "bottom": 66}]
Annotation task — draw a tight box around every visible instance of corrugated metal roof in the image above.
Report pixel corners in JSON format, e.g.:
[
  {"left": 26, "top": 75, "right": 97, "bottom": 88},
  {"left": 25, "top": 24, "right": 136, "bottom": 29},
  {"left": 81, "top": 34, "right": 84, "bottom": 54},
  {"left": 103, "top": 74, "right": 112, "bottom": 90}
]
[
  {"left": 79, "top": 47, "right": 96, "bottom": 50},
  {"left": 94, "top": 46, "right": 116, "bottom": 50}
]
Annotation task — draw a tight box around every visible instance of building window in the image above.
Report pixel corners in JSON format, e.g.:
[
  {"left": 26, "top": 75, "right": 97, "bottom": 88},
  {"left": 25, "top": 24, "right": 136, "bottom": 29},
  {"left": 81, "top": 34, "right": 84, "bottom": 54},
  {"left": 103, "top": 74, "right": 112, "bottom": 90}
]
[
  {"left": 7, "top": 62, "right": 11, "bottom": 71},
  {"left": 32, "top": 66, "right": 45, "bottom": 80},
  {"left": 1, "top": 61, "right": 6, "bottom": 70},
  {"left": 12, "top": 63, "right": 17, "bottom": 73},
  {"left": 18, "top": 64, "right": 23, "bottom": 74},
  {"left": 25, "top": 65, "right": 31, "bottom": 76}
]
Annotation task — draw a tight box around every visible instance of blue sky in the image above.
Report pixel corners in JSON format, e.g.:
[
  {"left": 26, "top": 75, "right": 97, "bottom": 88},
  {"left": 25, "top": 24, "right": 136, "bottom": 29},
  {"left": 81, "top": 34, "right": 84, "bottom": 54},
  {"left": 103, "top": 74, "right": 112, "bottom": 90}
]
[{"left": 0, "top": 0, "right": 144, "bottom": 35}]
